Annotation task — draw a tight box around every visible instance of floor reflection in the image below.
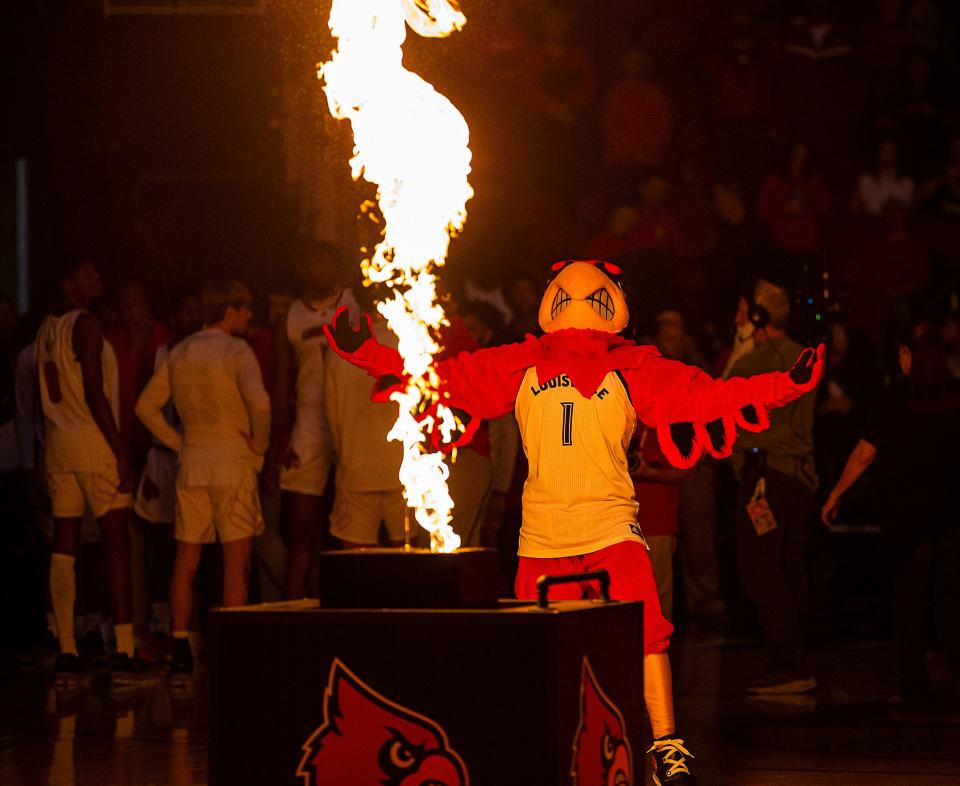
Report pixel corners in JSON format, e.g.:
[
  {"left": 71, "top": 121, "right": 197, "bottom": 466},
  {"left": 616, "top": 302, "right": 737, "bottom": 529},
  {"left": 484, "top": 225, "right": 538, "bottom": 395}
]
[
  {"left": 1, "top": 638, "right": 958, "bottom": 786},
  {"left": 0, "top": 665, "right": 206, "bottom": 786}
]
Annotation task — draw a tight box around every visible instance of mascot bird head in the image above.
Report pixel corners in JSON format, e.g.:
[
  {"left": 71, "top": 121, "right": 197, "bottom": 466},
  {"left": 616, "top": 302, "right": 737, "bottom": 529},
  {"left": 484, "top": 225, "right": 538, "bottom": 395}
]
[
  {"left": 298, "top": 659, "right": 469, "bottom": 786},
  {"left": 539, "top": 260, "right": 629, "bottom": 335}
]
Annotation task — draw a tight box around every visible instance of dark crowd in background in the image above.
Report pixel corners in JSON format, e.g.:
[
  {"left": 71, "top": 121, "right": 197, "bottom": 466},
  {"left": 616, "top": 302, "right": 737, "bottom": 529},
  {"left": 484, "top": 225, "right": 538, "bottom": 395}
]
[{"left": 2, "top": 0, "right": 960, "bottom": 707}]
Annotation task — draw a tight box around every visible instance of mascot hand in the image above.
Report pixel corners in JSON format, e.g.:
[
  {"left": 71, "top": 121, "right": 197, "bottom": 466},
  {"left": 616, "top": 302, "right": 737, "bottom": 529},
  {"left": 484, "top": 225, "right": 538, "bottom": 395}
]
[
  {"left": 372, "top": 373, "right": 407, "bottom": 403},
  {"left": 325, "top": 306, "right": 373, "bottom": 356},
  {"left": 421, "top": 403, "right": 477, "bottom": 453},
  {"left": 773, "top": 343, "right": 826, "bottom": 405}
]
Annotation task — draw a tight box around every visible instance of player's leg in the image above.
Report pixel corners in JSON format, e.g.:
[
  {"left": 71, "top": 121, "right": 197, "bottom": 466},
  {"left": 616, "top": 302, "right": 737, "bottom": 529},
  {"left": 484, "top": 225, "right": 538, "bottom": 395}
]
[
  {"left": 222, "top": 537, "right": 254, "bottom": 607},
  {"left": 583, "top": 541, "right": 694, "bottom": 785},
  {"left": 50, "top": 518, "right": 82, "bottom": 654},
  {"left": 283, "top": 491, "right": 323, "bottom": 598},
  {"left": 96, "top": 507, "right": 133, "bottom": 654},
  {"left": 168, "top": 487, "right": 214, "bottom": 682},
  {"left": 216, "top": 485, "right": 262, "bottom": 608},
  {"left": 48, "top": 473, "right": 86, "bottom": 687},
  {"left": 80, "top": 462, "right": 138, "bottom": 677},
  {"left": 280, "top": 435, "right": 332, "bottom": 597},
  {"left": 168, "top": 541, "right": 202, "bottom": 684}
]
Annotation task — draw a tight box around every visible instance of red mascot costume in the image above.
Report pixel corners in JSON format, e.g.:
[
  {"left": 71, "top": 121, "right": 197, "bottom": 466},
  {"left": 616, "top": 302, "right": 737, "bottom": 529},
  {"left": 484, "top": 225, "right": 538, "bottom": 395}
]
[{"left": 325, "top": 260, "right": 824, "bottom": 785}]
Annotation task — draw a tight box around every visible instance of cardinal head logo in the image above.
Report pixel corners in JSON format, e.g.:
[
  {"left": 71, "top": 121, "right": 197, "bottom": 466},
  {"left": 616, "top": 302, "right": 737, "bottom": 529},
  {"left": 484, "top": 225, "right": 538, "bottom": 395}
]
[
  {"left": 571, "top": 658, "right": 632, "bottom": 786},
  {"left": 297, "top": 658, "right": 469, "bottom": 786}
]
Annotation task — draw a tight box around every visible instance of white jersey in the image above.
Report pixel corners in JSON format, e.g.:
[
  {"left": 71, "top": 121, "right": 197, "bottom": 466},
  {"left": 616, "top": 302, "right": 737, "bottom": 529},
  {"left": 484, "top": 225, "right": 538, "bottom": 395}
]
[
  {"left": 35, "top": 309, "right": 120, "bottom": 473},
  {"left": 285, "top": 288, "right": 358, "bottom": 445},
  {"left": 137, "top": 328, "right": 270, "bottom": 489},
  {"left": 324, "top": 321, "right": 403, "bottom": 493},
  {"left": 514, "top": 367, "right": 641, "bottom": 558}
]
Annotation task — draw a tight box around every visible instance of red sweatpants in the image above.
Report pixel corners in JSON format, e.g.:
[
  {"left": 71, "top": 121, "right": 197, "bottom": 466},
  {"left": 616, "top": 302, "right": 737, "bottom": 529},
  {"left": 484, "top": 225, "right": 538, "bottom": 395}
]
[{"left": 514, "top": 540, "right": 673, "bottom": 654}]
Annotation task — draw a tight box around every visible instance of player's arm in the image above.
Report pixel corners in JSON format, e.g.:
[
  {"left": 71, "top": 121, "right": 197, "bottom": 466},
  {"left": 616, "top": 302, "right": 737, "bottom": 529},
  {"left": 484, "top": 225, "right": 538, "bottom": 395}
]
[
  {"left": 236, "top": 345, "right": 271, "bottom": 459},
  {"left": 74, "top": 313, "right": 133, "bottom": 490},
  {"left": 135, "top": 355, "right": 181, "bottom": 454},
  {"left": 623, "top": 345, "right": 824, "bottom": 468}
]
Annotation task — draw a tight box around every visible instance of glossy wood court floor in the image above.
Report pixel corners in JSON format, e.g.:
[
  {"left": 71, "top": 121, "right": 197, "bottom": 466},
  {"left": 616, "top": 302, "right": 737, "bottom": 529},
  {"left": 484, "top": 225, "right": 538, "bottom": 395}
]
[{"left": 1, "top": 635, "right": 958, "bottom": 785}]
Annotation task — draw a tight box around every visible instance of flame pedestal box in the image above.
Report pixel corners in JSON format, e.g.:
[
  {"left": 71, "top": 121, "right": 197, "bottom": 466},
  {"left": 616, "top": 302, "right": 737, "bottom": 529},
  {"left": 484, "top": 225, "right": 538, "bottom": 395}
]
[
  {"left": 315, "top": 547, "right": 503, "bottom": 609},
  {"left": 208, "top": 599, "right": 644, "bottom": 785}
]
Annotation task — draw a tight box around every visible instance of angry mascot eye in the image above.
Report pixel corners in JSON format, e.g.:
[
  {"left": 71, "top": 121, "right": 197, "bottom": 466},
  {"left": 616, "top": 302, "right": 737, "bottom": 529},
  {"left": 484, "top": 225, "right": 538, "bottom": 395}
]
[
  {"left": 539, "top": 260, "right": 629, "bottom": 335},
  {"left": 586, "top": 288, "right": 615, "bottom": 321},
  {"left": 552, "top": 287, "right": 572, "bottom": 319}
]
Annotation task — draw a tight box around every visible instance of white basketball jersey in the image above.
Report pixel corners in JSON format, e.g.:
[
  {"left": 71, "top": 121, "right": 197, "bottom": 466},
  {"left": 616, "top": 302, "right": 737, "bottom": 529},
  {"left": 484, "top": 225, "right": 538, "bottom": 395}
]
[
  {"left": 514, "top": 367, "right": 641, "bottom": 558},
  {"left": 285, "top": 287, "right": 358, "bottom": 438},
  {"left": 36, "top": 309, "right": 120, "bottom": 473},
  {"left": 166, "top": 328, "right": 268, "bottom": 487}
]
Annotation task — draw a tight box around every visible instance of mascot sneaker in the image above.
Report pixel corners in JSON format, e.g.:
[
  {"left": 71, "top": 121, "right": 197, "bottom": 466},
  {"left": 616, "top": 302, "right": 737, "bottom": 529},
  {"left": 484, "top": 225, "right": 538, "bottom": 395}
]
[{"left": 648, "top": 736, "right": 696, "bottom": 785}]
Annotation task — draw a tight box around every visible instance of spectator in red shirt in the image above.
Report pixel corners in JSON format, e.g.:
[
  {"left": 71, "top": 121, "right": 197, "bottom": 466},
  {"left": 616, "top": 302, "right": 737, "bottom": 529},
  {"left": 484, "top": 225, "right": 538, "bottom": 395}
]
[
  {"left": 248, "top": 289, "right": 294, "bottom": 397},
  {"left": 518, "top": 7, "right": 597, "bottom": 201},
  {"left": 601, "top": 49, "right": 672, "bottom": 172},
  {"left": 105, "top": 282, "right": 172, "bottom": 473},
  {"left": 631, "top": 424, "right": 685, "bottom": 622},
  {"left": 631, "top": 171, "right": 682, "bottom": 252},
  {"left": 706, "top": 13, "right": 772, "bottom": 180},
  {"left": 758, "top": 141, "right": 831, "bottom": 258},
  {"left": 519, "top": 8, "right": 596, "bottom": 129},
  {"left": 583, "top": 204, "right": 641, "bottom": 262}
]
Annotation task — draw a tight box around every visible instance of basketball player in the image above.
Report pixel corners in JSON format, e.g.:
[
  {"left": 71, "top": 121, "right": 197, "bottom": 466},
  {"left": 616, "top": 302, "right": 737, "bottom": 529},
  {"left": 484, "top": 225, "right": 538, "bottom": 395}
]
[
  {"left": 267, "top": 239, "right": 356, "bottom": 597},
  {"left": 131, "top": 294, "right": 202, "bottom": 654},
  {"left": 36, "top": 260, "right": 145, "bottom": 687},
  {"left": 324, "top": 314, "right": 405, "bottom": 548},
  {"left": 136, "top": 280, "right": 270, "bottom": 683}
]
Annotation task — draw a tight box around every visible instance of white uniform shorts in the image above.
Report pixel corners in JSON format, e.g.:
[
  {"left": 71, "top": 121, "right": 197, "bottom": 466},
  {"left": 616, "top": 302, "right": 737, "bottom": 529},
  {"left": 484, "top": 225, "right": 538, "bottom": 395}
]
[
  {"left": 175, "top": 486, "right": 264, "bottom": 544},
  {"left": 278, "top": 427, "right": 332, "bottom": 497},
  {"left": 133, "top": 447, "right": 177, "bottom": 524},
  {"left": 48, "top": 467, "right": 132, "bottom": 520},
  {"left": 329, "top": 486, "right": 407, "bottom": 545}
]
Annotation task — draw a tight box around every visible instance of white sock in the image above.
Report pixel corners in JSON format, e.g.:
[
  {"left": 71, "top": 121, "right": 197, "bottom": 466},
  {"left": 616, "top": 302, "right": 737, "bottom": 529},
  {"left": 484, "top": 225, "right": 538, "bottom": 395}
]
[
  {"left": 114, "top": 623, "right": 135, "bottom": 657},
  {"left": 49, "top": 554, "right": 77, "bottom": 656}
]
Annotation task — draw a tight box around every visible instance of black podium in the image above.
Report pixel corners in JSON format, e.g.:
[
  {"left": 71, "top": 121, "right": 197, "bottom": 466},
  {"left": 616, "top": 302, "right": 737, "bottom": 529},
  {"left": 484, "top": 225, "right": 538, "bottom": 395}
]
[{"left": 208, "top": 598, "right": 645, "bottom": 785}]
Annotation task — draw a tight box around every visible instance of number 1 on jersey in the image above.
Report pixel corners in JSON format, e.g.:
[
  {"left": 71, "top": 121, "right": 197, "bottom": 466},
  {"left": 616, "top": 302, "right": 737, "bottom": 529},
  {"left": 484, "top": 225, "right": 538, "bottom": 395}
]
[{"left": 561, "top": 402, "right": 574, "bottom": 446}]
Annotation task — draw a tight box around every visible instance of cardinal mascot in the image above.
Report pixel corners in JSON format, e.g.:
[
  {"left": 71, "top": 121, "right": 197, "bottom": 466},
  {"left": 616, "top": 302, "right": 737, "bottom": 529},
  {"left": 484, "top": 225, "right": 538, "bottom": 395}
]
[{"left": 324, "top": 259, "right": 824, "bottom": 785}]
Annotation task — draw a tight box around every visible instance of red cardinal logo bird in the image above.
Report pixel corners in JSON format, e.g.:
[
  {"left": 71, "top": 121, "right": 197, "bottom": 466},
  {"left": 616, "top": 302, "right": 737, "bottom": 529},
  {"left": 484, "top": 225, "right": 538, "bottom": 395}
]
[
  {"left": 571, "top": 658, "right": 633, "bottom": 786},
  {"left": 297, "top": 658, "right": 470, "bottom": 786}
]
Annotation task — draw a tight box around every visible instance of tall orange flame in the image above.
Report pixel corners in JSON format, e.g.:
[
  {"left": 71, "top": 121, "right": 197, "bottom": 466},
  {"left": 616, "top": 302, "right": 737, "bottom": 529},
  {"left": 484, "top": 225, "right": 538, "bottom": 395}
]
[{"left": 320, "top": 0, "right": 472, "bottom": 552}]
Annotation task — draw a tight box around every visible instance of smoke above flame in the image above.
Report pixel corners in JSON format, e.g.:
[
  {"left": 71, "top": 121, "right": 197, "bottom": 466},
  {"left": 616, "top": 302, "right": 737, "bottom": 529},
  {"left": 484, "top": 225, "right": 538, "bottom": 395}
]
[{"left": 320, "top": 0, "right": 473, "bottom": 552}]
